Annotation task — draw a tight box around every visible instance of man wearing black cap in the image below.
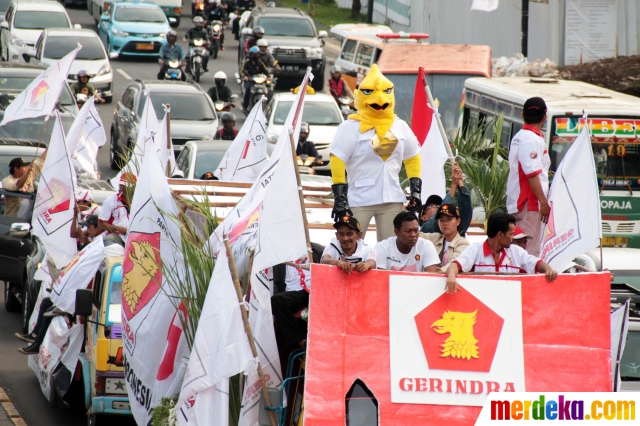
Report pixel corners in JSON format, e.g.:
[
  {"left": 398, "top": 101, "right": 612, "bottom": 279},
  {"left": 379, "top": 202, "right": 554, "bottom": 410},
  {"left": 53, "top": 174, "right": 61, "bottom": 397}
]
[
  {"left": 507, "top": 96, "right": 550, "bottom": 257},
  {"left": 75, "top": 215, "right": 104, "bottom": 250},
  {"left": 2, "top": 151, "right": 47, "bottom": 217},
  {"left": 321, "top": 215, "right": 376, "bottom": 274}
]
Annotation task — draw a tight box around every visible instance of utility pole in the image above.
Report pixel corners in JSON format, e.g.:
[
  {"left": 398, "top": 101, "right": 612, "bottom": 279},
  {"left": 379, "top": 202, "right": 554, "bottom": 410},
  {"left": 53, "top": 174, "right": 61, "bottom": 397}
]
[
  {"left": 521, "top": 0, "right": 529, "bottom": 58},
  {"left": 367, "top": 0, "right": 374, "bottom": 24}
]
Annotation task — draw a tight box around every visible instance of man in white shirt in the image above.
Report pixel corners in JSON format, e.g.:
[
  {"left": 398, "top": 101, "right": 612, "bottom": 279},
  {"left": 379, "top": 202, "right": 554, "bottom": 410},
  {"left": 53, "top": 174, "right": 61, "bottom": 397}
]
[
  {"left": 506, "top": 96, "right": 550, "bottom": 256},
  {"left": 321, "top": 215, "right": 376, "bottom": 274},
  {"left": 374, "top": 211, "right": 439, "bottom": 272},
  {"left": 98, "top": 172, "right": 135, "bottom": 246},
  {"left": 446, "top": 212, "right": 557, "bottom": 294},
  {"left": 271, "top": 256, "right": 311, "bottom": 348}
]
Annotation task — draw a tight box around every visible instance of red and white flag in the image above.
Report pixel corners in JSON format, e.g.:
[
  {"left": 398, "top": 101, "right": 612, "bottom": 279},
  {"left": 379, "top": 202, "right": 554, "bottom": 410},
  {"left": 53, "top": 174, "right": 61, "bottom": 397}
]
[
  {"left": 31, "top": 114, "right": 78, "bottom": 268},
  {"left": 411, "top": 67, "right": 449, "bottom": 200},
  {"left": 471, "top": 0, "right": 499, "bottom": 12},
  {"left": 121, "top": 131, "right": 188, "bottom": 426},
  {"left": 66, "top": 97, "right": 106, "bottom": 178},
  {"left": 214, "top": 98, "right": 267, "bottom": 181},
  {"left": 1, "top": 46, "right": 80, "bottom": 126}
]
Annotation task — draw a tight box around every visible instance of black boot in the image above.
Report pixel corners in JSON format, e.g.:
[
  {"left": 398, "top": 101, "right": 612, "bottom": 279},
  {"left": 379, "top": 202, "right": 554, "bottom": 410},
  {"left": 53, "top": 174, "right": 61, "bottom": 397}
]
[
  {"left": 18, "top": 343, "right": 39, "bottom": 355},
  {"left": 14, "top": 332, "right": 35, "bottom": 343}
]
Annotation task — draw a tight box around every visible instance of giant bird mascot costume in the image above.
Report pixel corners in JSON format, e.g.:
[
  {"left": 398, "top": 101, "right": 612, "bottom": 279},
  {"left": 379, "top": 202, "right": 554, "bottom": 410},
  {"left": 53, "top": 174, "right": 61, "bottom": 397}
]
[{"left": 330, "top": 64, "right": 422, "bottom": 241}]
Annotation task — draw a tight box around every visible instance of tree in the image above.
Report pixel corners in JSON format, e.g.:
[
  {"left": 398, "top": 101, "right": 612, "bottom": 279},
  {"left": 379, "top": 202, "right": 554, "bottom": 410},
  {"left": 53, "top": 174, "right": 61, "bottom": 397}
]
[{"left": 351, "top": 0, "right": 361, "bottom": 18}]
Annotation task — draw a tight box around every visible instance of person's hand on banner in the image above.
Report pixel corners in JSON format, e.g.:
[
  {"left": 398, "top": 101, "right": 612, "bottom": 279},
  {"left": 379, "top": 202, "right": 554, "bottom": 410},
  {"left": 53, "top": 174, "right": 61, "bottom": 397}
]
[
  {"left": 545, "top": 268, "right": 557, "bottom": 282},
  {"left": 337, "top": 260, "right": 354, "bottom": 275},
  {"left": 354, "top": 261, "right": 372, "bottom": 274},
  {"left": 407, "top": 177, "right": 422, "bottom": 212},
  {"left": 331, "top": 184, "right": 352, "bottom": 221}
]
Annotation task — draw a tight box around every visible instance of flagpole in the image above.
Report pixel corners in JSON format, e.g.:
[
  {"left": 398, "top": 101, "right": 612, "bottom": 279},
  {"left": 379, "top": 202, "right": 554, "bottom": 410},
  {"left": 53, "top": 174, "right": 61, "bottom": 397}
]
[
  {"left": 422, "top": 72, "right": 455, "bottom": 164},
  {"left": 165, "top": 104, "right": 171, "bottom": 177},
  {"left": 289, "top": 128, "right": 314, "bottom": 263},
  {"left": 30, "top": 114, "right": 51, "bottom": 164},
  {"left": 223, "top": 234, "right": 278, "bottom": 426}
]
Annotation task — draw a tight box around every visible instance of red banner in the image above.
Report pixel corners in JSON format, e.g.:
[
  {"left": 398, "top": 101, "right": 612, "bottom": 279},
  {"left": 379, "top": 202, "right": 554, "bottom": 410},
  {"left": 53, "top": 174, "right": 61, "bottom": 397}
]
[{"left": 304, "top": 265, "right": 611, "bottom": 425}]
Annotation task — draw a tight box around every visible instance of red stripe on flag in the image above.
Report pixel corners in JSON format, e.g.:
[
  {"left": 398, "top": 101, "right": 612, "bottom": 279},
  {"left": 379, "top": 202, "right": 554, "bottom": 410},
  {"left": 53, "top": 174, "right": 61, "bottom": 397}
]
[
  {"left": 411, "top": 67, "right": 435, "bottom": 146},
  {"left": 241, "top": 140, "right": 251, "bottom": 159}
]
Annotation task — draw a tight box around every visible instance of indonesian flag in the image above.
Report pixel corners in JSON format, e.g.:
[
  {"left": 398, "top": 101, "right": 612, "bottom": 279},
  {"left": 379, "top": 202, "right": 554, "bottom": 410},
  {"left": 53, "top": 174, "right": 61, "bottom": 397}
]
[
  {"left": 1, "top": 46, "right": 80, "bottom": 126},
  {"left": 31, "top": 114, "right": 78, "bottom": 268},
  {"left": 121, "top": 131, "right": 188, "bottom": 426},
  {"left": 471, "top": 0, "right": 499, "bottom": 12},
  {"left": 411, "top": 67, "right": 449, "bottom": 200},
  {"left": 66, "top": 97, "right": 106, "bottom": 178},
  {"left": 214, "top": 98, "right": 268, "bottom": 181}
]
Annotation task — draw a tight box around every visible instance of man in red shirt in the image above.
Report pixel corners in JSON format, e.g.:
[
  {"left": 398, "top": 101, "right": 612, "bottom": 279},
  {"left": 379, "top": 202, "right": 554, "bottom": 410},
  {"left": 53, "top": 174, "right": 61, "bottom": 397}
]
[{"left": 506, "top": 97, "right": 550, "bottom": 256}]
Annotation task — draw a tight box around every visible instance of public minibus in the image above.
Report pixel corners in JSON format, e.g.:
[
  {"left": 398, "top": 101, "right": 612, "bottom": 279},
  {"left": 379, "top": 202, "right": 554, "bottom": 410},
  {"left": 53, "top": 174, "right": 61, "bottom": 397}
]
[
  {"left": 463, "top": 76, "right": 640, "bottom": 248},
  {"left": 88, "top": 0, "right": 181, "bottom": 27}
]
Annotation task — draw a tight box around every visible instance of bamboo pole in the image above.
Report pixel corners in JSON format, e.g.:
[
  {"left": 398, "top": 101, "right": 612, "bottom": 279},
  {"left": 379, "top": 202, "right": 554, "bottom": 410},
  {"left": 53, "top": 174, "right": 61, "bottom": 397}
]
[
  {"left": 423, "top": 72, "right": 455, "bottom": 163},
  {"left": 30, "top": 115, "right": 51, "bottom": 164},
  {"left": 165, "top": 103, "right": 172, "bottom": 177},
  {"left": 223, "top": 234, "right": 278, "bottom": 426}
]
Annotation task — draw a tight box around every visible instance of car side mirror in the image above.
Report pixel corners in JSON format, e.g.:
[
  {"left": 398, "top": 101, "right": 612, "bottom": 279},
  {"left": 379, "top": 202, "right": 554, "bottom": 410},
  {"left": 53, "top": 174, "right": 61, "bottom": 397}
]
[
  {"left": 75, "top": 289, "right": 93, "bottom": 316},
  {"left": 318, "top": 30, "right": 327, "bottom": 38},
  {"left": 9, "top": 223, "right": 30, "bottom": 237},
  {"left": 0, "top": 21, "right": 8, "bottom": 30},
  {"left": 73, "top": 23, "right": 82, "bottom": 29},
  {"left": 109, "top": 51, "right": 118, "bottom": 59}
]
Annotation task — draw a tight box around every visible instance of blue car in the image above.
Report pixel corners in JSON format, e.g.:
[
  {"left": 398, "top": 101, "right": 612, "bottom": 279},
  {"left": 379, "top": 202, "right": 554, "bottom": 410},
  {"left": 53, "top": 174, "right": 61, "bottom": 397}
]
[{"left": 97, "top": 1, "right": 170, "bottom": 59}]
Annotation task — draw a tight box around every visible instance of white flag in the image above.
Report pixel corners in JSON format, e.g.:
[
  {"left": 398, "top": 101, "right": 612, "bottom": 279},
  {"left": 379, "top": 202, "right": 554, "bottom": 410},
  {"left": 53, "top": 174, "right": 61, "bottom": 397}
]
[
  {"left": 214, "top": 100, "right": 268, "bottom": 181},
  {"left": 611, "top": 300, "right": 630, "bottom": 391},
  {"left": 31, "top": 115, "right": 77, "bottom": 268},
  {"left": 420, "top": 108, "right": 449, "bottom": 199},
  {"left": 155, "top": 111, "right": 177, "bottom": 176},
  {"left": 471, "top": 0, "right": 499, "bottom": 12},
  {"left": 177, "top": 248, "right": 254, "bottom": 425},
  {"left": 111, "top": 92, "right": 160, "bottom": 185},
  {"left": 1, "top": 47, "right": 80, "bottom": 126},
  {"left": 66, "top": 97, "right": 106, "bottom": 178},
  {"left": 121, "top": 137, "right": 187, "bottom": 426},
  {"left": 50, "top": 235, "right": 105, "bottom": 313},
  {"left": 540, "top": 123, "right": 601, "bottom": 270}
]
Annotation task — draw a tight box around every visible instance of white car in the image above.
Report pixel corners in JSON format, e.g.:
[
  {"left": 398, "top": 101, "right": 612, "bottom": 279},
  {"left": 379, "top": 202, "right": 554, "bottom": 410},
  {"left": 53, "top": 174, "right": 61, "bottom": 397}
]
[
  {"left": 29, "top": 28, "right": 114, "bottom": 102},
  {"left": 0, "top": 0, "right": 79, "bottom": 63},
  {"left": 264, "top": 92, "right": 343, "bottom": 172}
]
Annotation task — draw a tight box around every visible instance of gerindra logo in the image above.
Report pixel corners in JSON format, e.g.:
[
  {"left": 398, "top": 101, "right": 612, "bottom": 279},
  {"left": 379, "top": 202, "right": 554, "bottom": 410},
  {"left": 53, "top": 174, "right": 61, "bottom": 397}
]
[{"left": 390, "top": 276, "right": 524, "bottom": 407}]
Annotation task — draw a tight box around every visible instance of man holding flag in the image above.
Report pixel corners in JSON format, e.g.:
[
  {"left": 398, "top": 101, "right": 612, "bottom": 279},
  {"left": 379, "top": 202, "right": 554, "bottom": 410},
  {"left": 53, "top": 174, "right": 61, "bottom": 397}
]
[{"left": 2, "top": 152, "right": 47, "bottom": 217}]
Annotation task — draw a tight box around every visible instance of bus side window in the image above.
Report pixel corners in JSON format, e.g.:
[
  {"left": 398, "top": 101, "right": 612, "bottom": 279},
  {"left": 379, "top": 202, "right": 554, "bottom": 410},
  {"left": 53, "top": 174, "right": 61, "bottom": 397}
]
[
  {"left": 340, "top": 39, "right": 357, "bottom": 62},
  {"left": 373, "top": 47, "right": 382, "bottom": 64},
  {"left": 354, "top": 43, "right": 374, "bottom": 67},
  {"left": 500, "top": 120, "right": 512, "bottom": 148}
]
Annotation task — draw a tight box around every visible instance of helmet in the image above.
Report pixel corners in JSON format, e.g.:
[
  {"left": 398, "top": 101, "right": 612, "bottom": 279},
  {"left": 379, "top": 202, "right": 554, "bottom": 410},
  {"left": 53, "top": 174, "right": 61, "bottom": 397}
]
[
  {"left": 77, "top": 70, "right": 89, "bottom": 81},
  {"left": 330, "top": 65, "right": 342, "bottom": 74},
  {"left": 256, "top": 39, "right": 268, "bottom": 47},
  {"left": 221, "top": 112, "right": 236, "bottom": 122},
  {"left": 249, "top": 46, "right": 260, "bottom": 56},
  {"left": 193, "top": 16, "right": 204, "bottom": 25},
  {"left": 300, "top": 122, "right": 310, "bottom": 134},
  {"left": 252, "top": 26, "right": 265, "bottom": 37},
  {"left": 213, "top": 70, "right": 227, "bottom": 84},
  {"left": 166, "top": 30, "right": 177, "bottom": 41}
]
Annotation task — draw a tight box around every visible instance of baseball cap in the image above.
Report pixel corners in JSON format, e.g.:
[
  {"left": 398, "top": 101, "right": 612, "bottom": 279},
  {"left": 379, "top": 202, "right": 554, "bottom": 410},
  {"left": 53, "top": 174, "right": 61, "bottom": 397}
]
[
  {"left": 333, "top": 215, "right": 361, "bottom": 232},
  {"left": 79, "top": 215, "right": 99, "bottom": 227},
  {"left": 513, "top": 226, "right": 533, "bottom": 240},
  {"left": 76, "top": 189, "right": 94, "bottom": 203},
  {"left": 425, "top": 194, "right": 443, "bottom": 207},
  {"left": 435, "top": 203, "right": 460, "bottom": 219},
  {"left": 9, "top": 157, "right": 29, "bottom": 172},
  {"left": 523, "top": 97, "right": 547, "bottom": 120},
  {"left": 119, "top": 172, "right": 137, "bottom": 187}
]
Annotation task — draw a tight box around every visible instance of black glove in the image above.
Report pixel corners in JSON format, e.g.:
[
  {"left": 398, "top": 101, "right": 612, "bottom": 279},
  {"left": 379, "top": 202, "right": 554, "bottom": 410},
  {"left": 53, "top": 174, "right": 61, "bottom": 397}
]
[
  {"left": 331, "top": 184, "right": 353, "bottom": 221},
  {"left": 407, "top": 177, "right": 422, "bottom": 213}
]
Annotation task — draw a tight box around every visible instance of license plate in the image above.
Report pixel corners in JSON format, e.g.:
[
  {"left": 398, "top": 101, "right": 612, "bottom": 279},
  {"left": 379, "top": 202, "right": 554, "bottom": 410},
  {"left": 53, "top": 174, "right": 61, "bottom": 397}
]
[
  {"left": 284, "top": 65, "right": 299, "bottom": 72},
  {"left": 112, "top": 401, "right": 130, "bottom": 410},
  {"left": 602, "top": 236, "right": 628, "bottom": 247},
  {"left": 136, "top": 43, "right": 154, "bottom": 50},
  {"left": 167, "top": 68, "right": 179, "bottom": 73}
]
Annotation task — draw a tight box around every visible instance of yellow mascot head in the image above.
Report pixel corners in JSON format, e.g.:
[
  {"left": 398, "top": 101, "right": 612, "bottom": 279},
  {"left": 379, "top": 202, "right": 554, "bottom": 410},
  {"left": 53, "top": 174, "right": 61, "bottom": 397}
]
[{"left": 349, "top": 64, "right": 396, "bottom": 139}]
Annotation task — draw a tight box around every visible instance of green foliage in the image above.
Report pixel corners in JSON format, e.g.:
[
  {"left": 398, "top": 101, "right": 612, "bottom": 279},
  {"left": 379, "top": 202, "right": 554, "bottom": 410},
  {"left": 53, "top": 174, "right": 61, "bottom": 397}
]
[
  {"left": 275, "top": 0, "right": 366, "bottom": 28},
  {"left": 152, "top": 396, "right": 178, "bottom": 426}
]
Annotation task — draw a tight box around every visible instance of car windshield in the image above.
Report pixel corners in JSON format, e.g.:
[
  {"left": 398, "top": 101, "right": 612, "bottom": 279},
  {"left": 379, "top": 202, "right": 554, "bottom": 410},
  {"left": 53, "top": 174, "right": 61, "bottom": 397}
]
[
  {"left": 141, "top": 93, "right": 216, "bottom": 121},
  {"left": 115, "top": 6, "right": 166, "bottom": 23},
  {"left": 0, "top": 0, "right": 12, "bottom": 13},
  {"left": 13, "top": 11, "right": 69, "bottom": 30},
  {"left": 45, "top": 36, "right": 105, "bottom": 60},
  {"left": 258, "top": 17, "right": 315, "bottom": 37},
  {"left": 0, "top": 77, "right": 75, "bottom": 104},
  {"left": 274, "top": 101, "right": 341, "bottom": 125},
  {"left": 0, "top": 114, "right": 73, "bottom": 142},
  {"left": 194, "top": 151, "right": 225, "bottom": 178},
  {"left": 621, "top": 328, "right": 640, "bottom": 381}
]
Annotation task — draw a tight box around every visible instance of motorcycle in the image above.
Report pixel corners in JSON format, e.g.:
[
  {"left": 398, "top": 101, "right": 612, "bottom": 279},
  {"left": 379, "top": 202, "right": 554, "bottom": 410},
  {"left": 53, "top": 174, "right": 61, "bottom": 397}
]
[
  {"left": 246, "top": 73, "right": 275, "bottom": 112},
  {"left": 208, "top": 20, "right": 223, "bottom": 59},
  {"left": 296, "top": 154, "right": 323, "bottom": 175},
  {"left": 337, "top": 96, "right": 355, "bottom": 120},
  {"left": 164, "top": 59, "right": 185, "bottom": 81},
  {"left": 188, "top": 38, "right": 207, "bottom": 83},
  {"left": 214, "top": 94, "right": 239, "bottom": 119}
]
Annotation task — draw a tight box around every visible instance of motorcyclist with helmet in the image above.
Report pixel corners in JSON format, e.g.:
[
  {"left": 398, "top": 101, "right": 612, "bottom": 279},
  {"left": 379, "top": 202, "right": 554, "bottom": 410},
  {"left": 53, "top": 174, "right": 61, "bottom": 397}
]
[
  {"left": 70, "top": 70, "right": 105, "bottom": 103},
  {"left": 296, "top": 122, "right": 319, "bottom": 160},
  {"left": 184, "top": 16, "right": 211, "bottom": 73},
  {"left": 214, "top": 112, "right": 238, "bottom": 140},
  {"left": 240, "top": 46, "right": 269, "bottom": 113},
  {"left": 256, "top": 39, "right": 280, "bottom": 71},
  {"left": 325, "top": 65, "right": 354, "bottom": 101},
  {"left": 207, "top": 1, "right": 227, "bottom": 50},
  {"left": 157, "top": 30, "right": 186, "bottom": 80},
  {"left": 207, "top": 71, "right": 236, "bottom": 107},
  {"left": 244, "top": 26, "right": 264, "bottom": 54}
]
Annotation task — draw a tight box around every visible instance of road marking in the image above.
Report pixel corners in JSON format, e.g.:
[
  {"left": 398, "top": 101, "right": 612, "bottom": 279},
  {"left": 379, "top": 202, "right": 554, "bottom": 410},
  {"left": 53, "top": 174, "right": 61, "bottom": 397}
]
[{"left": 116, "top": 68, "right": 132, "bottom": 80}]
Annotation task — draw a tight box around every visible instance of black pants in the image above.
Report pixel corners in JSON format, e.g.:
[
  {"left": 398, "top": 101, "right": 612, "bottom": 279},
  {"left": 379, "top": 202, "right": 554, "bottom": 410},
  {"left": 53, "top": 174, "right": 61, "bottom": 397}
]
[
  {"left": 271, "top": 290, "right": 309, "bottom": 347},
  {"left": 33, "top": 297, "right": 54, "bottom": 347}
]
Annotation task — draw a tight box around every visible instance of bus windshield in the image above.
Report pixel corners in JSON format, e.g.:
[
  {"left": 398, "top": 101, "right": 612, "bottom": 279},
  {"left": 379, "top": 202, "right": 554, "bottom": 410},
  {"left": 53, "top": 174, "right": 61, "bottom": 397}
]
[{"left": 550, "top": 116, "right": 640, "bottom": 190}]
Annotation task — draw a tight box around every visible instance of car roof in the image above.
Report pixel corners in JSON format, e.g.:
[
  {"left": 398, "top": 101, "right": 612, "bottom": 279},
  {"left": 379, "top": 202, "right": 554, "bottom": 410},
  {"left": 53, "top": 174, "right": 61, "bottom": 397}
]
[
  {"left": 0, "top": 62, "right": 46, "bottom": 77},
  {"left": 186, "top": 139, "right": 233, "bottom": 151},
  {"left": 273, "top": 92, "right": 336, "bottom": 103},
  {"left": 135, "top": 80, "right": 205, "bottom": 94},
  {"left": 0, "top": 143, "right": 40, "bottom": 155},
  {"left": 42, "top": 28, "right": 99, "bottom": 38},
  {"left": 13, "top": 1, "right": 67, "bottom": 11},
  {"left": 254, "top": 6, "right": 307, "bottom": 17},
  {"left": 113, "top": 1, "right": 162, "bottom": 8}
]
